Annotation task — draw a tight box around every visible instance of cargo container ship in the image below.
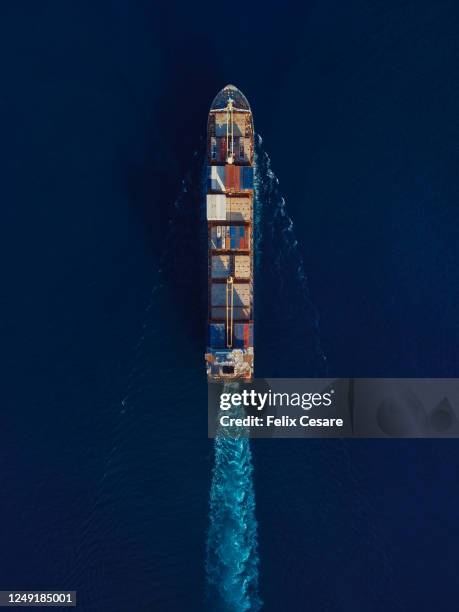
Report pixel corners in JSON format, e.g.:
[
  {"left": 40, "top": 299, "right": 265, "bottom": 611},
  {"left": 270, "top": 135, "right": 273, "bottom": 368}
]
[{"left": 205, "top": 85, "right": 254, "bottom": 381}]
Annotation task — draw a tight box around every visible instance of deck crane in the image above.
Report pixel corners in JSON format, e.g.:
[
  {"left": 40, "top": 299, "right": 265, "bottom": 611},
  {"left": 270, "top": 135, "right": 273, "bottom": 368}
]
[
  {"left": 226, "top": 97, "right": 234, "bottom": 164},
  {"left": 226, "top": 276, "right": 234, "bottom": 348}
]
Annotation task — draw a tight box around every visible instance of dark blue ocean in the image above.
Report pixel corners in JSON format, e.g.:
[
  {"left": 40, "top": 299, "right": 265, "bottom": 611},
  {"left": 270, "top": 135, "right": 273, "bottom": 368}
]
[{"left": 2, "top": 1, "right": 459, "bottom": 610}]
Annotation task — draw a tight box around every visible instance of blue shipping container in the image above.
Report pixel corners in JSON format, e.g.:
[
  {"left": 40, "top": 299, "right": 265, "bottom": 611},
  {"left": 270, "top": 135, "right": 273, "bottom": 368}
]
[
  {"left": 233, "top": 324, "right": 244, "bottom": 348},
  {"left": 240, "top": 166, "right": 254, "bottom": 190},
  {"left": 208, "top": 166, "right": 226, "bottom": 192},
  {"left": 227, "top": 225, "right": 246, "bottom": 249},
  {"left": 210, "top": 323, "right": 226, "bottom": 348}
]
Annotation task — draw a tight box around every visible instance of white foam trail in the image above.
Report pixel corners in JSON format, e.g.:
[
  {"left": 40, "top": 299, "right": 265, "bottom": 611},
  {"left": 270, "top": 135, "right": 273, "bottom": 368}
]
[{"left": 206, "top": 384, "right": 262, "bottom": 612}]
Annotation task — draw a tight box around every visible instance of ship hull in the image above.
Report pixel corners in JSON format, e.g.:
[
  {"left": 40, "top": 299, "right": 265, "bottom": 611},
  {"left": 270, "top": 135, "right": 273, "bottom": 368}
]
[{"left": 205, "top": 85, "right": 254, "bottom": 382}]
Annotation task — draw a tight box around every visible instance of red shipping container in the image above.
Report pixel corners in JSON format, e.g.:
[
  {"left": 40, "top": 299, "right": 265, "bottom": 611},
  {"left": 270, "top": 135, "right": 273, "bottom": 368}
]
[
  {"left": 225, "top": 164, "right": 240, "bottom": 190},
  {"left": 243, "top": 324, "right": 249, "bottom": 347}
]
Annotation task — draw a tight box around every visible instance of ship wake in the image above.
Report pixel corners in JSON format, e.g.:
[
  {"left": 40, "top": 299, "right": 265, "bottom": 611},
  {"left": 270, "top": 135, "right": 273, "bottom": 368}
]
[{"left": 206, "top": 383, "right": 262, "bottom": 612}]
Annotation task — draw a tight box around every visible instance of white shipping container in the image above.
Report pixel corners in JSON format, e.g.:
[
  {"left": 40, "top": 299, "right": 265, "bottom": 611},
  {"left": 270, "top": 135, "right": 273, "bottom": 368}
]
[
  {"left": 235, "top": 255, "right": 250, "bottom": 278},
  {"left": 207, "top": 194, "right": 226, "bottom": 221}
]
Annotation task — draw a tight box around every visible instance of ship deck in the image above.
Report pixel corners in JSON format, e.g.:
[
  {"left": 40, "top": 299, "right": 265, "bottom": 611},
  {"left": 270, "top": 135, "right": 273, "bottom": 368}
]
[{"left": 205, "top": 85, "right": 254, "bottom": 382}]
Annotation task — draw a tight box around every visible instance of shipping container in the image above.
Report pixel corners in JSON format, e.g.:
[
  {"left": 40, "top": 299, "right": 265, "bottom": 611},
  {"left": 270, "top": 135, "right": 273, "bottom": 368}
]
[
  {"left": 233, "top": 323, "right": 253, "bottom": 348},
  {"left": 215, "top": 114, "right": 245, "bottom": 138},
  {"left": 210, "top": 323, "right": 226, "bottom": 348},
  {"left": 240, "top": 166, "right": 254, "bottom": 190},
  {"left": 235, "top": 255, "right": 250, "bottom": 278},
  {"left": 210, "top": 225, "right": 228, "bottom": 249},
  {"left": 225, "top": 164, "right": 240, "bottom": 190},
  {"left": 219, "top": 136, "right": 227, "bottom": 161},
  {"left": 244, "top": 137, "right": 251, "bottom": 162},
  {"left": 225, "top": 225, "right": 249, "bottom": 250},
  {"left": 246, "top": 323, "right": 254, "bottom": 346},
  {"left": 212, "top": 306, "right": 250, "bottom": 320},
  {"left": 212, "top": 255, "right": 231, "bottom": 278},
  {"left": 210, "top": 137, "right": 217, "bottom": 161},
  {"left": 237, "top": 136, "right": 246, "bottom": 160},
  {"left": 227, "top": 196, "right": 251, "bottom": 221},
  {"left": 211, "top": 307, "right": 227, "bottom": 320},
  {"left": 234, "top": 307, "right": 251, "bottom": 320},
  {"left": 233, "top": 283, "right": 251, "bottom": 307},
  {"left": 232, "top": 114, "right": 245, "bottom": 137},
  {"left": 233, "top": 324, "right": 244, "bottom": 348},
  {"left": 208, "top": 166, "right": 225, "bottom": 192},
  {"left": 208, "top": 114, "right": 216, "bottom": 136},
  {"left": 211, "top": 283, "right": 250, "bottom": 309},
  {"left": 215, "top": 113, "right": 227, "bottom": 136},
  {"left": 207, "top": 194, "right": 226, "bottom": 220},
  {"left": 211, "top": 283, "right": 227, "bottom": 306},
  {"left": 233, "top": 136, "right": 240, "bottom": 161},
  {"left": 229, "top": 225, "right": 235, "bottom": 250}
]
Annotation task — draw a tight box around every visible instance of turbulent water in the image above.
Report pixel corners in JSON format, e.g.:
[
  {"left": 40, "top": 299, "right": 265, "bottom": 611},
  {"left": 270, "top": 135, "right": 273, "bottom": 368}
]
[{"left": 206, "top": 385, "right": 262, "bottom": 612}]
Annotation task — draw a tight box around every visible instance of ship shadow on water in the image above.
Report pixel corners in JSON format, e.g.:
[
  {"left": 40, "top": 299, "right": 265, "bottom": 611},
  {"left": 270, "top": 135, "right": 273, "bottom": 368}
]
[{"left": 124, "top": 31, "right": 224, "bottom": 348}]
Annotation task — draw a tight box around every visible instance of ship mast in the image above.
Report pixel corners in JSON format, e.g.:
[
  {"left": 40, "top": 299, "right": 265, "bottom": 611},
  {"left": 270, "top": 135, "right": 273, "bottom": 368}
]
[
  {"left": 226, "top": 97, "right": 234, "bottom": 164},
  {"left": 226, "top": 276, "right": 234, "bottom": 348}
]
